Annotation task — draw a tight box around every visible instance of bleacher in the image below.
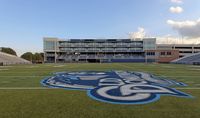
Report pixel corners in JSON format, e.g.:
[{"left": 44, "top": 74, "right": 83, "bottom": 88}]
[
  {"left": 171, "top": 52, "right": 200, "bottom": 65},
  {"left": 0, "top": 51, "right": 31, "bottom": 66}
]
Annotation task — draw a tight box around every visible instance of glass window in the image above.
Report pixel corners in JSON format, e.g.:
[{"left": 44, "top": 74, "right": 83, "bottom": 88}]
[
  {"left": 167, "top": 52, "right": 172, "bottom": 55},
  {"left": 160, "top": 52, "right": 165, "bottom": 55},
  {"left": 44, "top": 41, "right": 55, "bottom": 50},
  {"left": 147, "top": 52, "right": 155, "bottom": 55}
]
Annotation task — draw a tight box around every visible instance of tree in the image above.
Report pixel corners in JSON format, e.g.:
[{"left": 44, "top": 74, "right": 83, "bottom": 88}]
[
  {"left": 21, "top": 52, "right": 44, "bottom": 63},
  {"left": 39, "top": 53, "right": 44, "bottom": 60},
  {"left": 21, "top": 52, "right": 33, "bottom": 62},
  {"left": 33, "top": 53, "right": 43, "bottom": 63},
  {"left": 1, "top": 47, "right": 17, "bottom": 56}
]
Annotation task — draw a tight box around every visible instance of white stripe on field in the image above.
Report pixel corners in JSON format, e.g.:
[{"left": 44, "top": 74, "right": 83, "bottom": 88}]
[
  {"left": 0, "top": 76, "right": 199, "bottom": 78},
  {"left": 0, "top": 87, "right": 51, "bottom": 90},
  {"left": 0, "top": 76, "right": 46, "bottom": 77},
  {"left": 0, "top": 87, "right": 199, "bottom": 90},
  {"left": 176, "top": 88, "right": 200, "bottom": 90}
]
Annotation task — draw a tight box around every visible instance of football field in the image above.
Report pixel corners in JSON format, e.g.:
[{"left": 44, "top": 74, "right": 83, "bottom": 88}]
[{"left": 0, "top": 63, "right": 199, "bottom": 118}]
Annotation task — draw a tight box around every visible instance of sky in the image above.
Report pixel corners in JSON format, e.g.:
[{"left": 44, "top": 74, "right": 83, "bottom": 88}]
[{"left": 0, "top": 0, "right": 200, "bottom": 56}]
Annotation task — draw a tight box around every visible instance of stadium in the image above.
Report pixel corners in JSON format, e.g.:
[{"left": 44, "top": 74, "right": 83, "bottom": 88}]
[
  {"left": 43, "top": 37, "right": 200, "bottom": 64},
  {"left": 1, "top": 38, "right": 200, "bottom": 118},
  {"left": 1, "top": 0, "right": 200, "bottom": 118}
]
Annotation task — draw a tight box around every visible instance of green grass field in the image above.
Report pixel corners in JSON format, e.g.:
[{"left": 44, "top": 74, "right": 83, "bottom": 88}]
[{"left": 0, "top": 63, "right": 200, "bottom": 118}]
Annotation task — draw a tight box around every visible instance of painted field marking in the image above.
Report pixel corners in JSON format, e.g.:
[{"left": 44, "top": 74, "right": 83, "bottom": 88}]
[
  {"left": 0, "top": 68, "right": 9, "bottom": 71},
  {"left": 0, "top": 66, "right": 13, "bottom": 68},
  {"left": 160, "top": 76, "right": 200, "bottom": 77},
  {"left": 0, "top": 75, "right": 199, "bottom": 78},
  {"left": 188, "top": 69, "right": 200, "bottom": 71},
  {"left": 161, "top": 66, "right": 175, "bottom": 68},
  {"left": 53, "top": 65, "right": 65, "bottom": 68},
  {"left": 0, "top": 87, "right": 199, "bottom": 90},
  {"left": 0, "top": 76, "right": 45, "bottom": 77},
  {"left": 116, "top": 63, "right": 181, "bottom": 71},
  {"left": 185, "top": 81, "right": 195, "bottom": 84},
  {"left": 176, "top": 87, "right": 200, "bottom": 90},
  {"left": 41, "top": 70, "right": 194, "bottom": 104},
  {"left": 0, "top": 87, "right": 51, "bottom": 90},
  {"left": 26, "top": 66, "right": 39, "bottom": 68},
  {"left": 188, "top": 66, "right": 200, "bottom": 68}
]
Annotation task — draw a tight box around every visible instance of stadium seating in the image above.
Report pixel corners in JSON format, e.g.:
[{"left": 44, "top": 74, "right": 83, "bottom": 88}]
[
  {"left": 171, "top": 52, "right": 200, "bottom": 65},
  {"left": 0, "top": 52, "right": 31, "bottom": 65}
]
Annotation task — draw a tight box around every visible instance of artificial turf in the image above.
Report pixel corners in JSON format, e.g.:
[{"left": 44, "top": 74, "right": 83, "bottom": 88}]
[{"left": 0, "top": 63, "right": 199, "bottom": 118}]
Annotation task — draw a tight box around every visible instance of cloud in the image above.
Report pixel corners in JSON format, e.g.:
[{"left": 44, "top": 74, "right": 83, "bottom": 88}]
[
  {"left": 171, "top": 0, "right": 183, "bottom": 4},
  {"left": 169, "top": 6, "right": 183, "bottom": 13},
  {"left": 167, "top": 18, "right": 200, "bottom": 38},
  {"left": 157, "top": 36, "right": 200, "bottom": 44},
  {"left": 129, "top": 27, "right": 146, "bottom": 39}
]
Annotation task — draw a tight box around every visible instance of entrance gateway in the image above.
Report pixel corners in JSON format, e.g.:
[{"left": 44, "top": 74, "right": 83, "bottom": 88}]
[{"left": 41, "top": 71, "right": 192, "bottom": 104}]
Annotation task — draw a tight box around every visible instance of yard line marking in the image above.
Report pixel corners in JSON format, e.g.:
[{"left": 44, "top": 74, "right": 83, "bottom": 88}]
[
  {"left": 176, "top": 88, "right": 200, "bottom": 90},
  {"left": 0, "top": 76, "right": 46, "bottom": 77},
  {"left": 159, "top": 76, "right": 200, "bottom": 77},
  {"left": 0, "top": 69, "right": 9, "bottom": 71},
  {"left": 0, "top": 87, "right": 199, "bottom": 90},
  {"left": 0, "top": 76, "right": 199, "bottom": 78},
  {"left": 0, "top": 87, "right": 52, "bottom": 90},
  {"left": 115, "top": 63, "right": 143, "bottom": 69},
  {"left": 113, "top": 64, "right": 200, "bottom": 77}
]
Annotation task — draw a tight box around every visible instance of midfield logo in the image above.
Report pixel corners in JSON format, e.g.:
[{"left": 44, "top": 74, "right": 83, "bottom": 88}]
[{"left": 41, "top": 71, "right": 192, "bottom": 104}]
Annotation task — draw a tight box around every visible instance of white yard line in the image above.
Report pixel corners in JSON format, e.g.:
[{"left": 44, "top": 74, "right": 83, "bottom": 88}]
[
  {"left": 0, "top": 75, "right": 45, "bottom": 77},
  {"left": 158, "top": 76, "right": 199, "bottom": 77},
  {"left": 0, "top": 87, "right": 51, "bottom": 90},
  {"left": 116, "top": 63, "right": 136, "bottom": 69},
  {"left": 116, "top": 64, "right": 200, "bottom": 77},
  {"left": 188, "top": 69, "right": 200, "bottom": 71},
  {"left": 0, "top": 74, "right": 199, "bottom": 77},
  {"left": 0, "top": 87, "right": 199, "bottom": 90},
  {"left": 176, "top": 87, "right": 200, "bottom": 90}
]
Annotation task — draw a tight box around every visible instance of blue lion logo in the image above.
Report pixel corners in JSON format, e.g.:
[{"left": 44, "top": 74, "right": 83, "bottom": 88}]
[{"left": 41, "top": 71, "right": 192, "bottom": 104}]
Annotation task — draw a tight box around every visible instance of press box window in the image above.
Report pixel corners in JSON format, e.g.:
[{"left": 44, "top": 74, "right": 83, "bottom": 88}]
[
  {"left": 167, "top": 52, "right": 172, "bottom": 55},
  {"left": 160, "top": 52, "right": 165, "bottom": 56},
  {"left": 147, "top": 52, "right": 155, "bottom": 56}
]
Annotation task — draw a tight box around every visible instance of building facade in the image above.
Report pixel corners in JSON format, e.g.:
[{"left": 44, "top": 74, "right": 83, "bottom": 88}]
[
  {"left": 146, "top": 50, "right": 179, "bottom": 63},
  {"left": 157, "top": 44, "right": 200, "bottom": 57},
  {"left": 43, "top": 38, "right": 157, "bottom": 63}
]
